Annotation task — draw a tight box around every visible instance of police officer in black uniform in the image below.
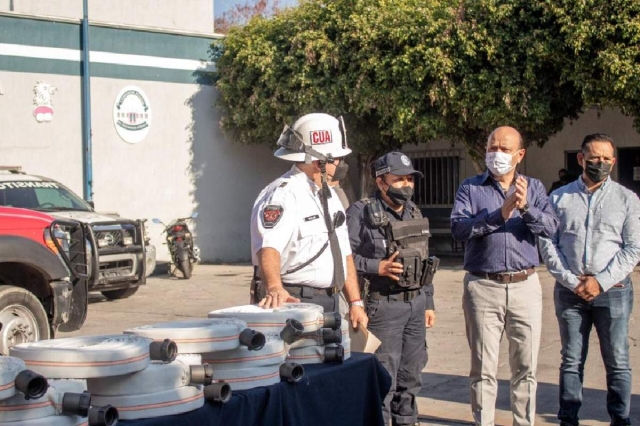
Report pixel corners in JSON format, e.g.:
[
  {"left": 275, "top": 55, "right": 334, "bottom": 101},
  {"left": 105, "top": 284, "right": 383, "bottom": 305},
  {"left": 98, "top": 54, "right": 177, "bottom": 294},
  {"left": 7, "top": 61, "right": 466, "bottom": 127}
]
[{"left": 346, "top": 151, "right": 436, "bottom": 426}]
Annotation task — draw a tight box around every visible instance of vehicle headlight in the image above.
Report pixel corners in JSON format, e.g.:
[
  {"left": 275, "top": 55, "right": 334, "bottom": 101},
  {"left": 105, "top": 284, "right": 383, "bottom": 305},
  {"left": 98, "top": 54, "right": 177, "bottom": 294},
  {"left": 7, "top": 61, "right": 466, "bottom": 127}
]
[
  {"left": 44, "top": 226, "right": 70, "bottom": 256},
  {"left": 122, "top": 229, "right": 134, "bottom": 246},
  {"left": 86, "top": 240, "right": 93, "bottom": 277}
]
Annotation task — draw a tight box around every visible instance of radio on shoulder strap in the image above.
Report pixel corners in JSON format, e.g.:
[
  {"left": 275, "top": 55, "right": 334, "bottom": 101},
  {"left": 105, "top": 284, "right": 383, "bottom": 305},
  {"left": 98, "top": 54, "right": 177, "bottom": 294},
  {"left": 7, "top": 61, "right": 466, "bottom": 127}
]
[{"left": 363, "top": 198, "right": 389, "bottom": 229}]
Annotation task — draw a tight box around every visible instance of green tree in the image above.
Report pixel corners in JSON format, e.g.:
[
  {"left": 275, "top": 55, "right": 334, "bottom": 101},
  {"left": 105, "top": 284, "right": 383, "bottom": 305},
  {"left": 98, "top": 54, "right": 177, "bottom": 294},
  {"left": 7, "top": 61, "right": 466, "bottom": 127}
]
[
  {"left": 214, "top": 0, "right": 391, "bottom": 194},
  {"left": 429, "top": 1, "right": 584, "bottom": 168},
  {"left": 214, "top": 0, "right": 586, "bottom": 187},
  {"left": 547, "top": 0, "right": 640, "bottom": 127}
]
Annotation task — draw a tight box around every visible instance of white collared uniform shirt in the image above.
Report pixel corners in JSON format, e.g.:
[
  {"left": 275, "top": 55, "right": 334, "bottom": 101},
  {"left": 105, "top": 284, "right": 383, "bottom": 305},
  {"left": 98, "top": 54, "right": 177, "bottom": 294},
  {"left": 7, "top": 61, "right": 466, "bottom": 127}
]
[{"left": 250, "top": 165, "right": 352, "bottom": 288}]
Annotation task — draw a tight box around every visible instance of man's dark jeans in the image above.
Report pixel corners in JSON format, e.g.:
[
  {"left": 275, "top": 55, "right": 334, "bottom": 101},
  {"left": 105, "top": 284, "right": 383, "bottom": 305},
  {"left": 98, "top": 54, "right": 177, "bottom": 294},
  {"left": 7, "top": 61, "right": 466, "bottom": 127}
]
[{"left": 554, "top": 280, "right": 633, "bottom": 426}]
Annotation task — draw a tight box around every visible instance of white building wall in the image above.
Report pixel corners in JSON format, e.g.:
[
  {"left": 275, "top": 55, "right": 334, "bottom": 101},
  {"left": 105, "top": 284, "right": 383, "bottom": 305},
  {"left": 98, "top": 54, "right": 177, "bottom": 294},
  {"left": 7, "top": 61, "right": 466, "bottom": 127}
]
[
  {"left": 0, "top": 69, "right": 287, "bottom": 262},
  {"left": 0, "top": 0, "right": 214, "bottom": 33},
  {"left": 90, "top": 79, "right": 287, "bottom": 262},
  {"left": 0, "top": 1, "right": 292, "bottom": 263},
  {"left": 0, "top": 70, "right": 84, "bottom": 193},
  {"left": 526, "top": 108, "right": 640, "bottom": 189}
]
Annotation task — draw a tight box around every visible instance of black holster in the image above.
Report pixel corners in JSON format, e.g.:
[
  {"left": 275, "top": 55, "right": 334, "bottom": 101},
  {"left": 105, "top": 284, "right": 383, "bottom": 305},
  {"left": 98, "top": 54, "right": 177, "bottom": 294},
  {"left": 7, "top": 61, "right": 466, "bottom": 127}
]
[
  {"left": 420, "top": 256, "right": 440, "bottom": 287},
  {"left": 396, "top": 248, "right": 423, "bottom": 290}
]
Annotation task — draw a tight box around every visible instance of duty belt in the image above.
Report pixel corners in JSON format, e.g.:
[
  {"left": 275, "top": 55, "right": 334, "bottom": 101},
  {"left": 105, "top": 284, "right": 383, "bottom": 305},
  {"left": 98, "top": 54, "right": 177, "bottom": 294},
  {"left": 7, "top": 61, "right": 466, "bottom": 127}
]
[
  {"left": 368, "top": 288, "right": 421, "bottom": 302},
  {"left": 470, "top": 267, "right": 535, "bottom": 284},
  {"left": 282, "top": 283, "right": 339, "bottom": 298}
]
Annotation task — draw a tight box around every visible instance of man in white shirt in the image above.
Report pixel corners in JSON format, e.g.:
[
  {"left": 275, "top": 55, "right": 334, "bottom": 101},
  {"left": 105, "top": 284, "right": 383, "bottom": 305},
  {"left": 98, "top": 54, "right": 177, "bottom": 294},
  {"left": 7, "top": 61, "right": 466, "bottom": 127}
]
[{"left": 250, "top": 113, "right": 367, "bottom": 330}]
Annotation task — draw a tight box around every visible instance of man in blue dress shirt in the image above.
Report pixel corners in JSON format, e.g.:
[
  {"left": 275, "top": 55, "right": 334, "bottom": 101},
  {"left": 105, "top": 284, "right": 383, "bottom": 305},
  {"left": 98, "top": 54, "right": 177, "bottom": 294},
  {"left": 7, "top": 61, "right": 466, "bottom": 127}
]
[
  {"left": 451, "top": 126, "right": 558, "bottom": 426},
  {"left": 539, "top": 133, "right": 640, "bottom": 426}
]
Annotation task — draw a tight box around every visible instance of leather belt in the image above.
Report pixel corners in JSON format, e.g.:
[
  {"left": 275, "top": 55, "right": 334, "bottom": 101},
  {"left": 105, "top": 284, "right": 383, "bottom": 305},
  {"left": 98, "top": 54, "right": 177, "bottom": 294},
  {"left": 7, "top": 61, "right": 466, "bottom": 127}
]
[
  {"left": 283, "top": 283, "right": 338, "bottom": 298},
  {"left": 369, "top": 288, "right": 421, "bottom": 302},
  {"left": 470, "top": 267, "right": 535, "bottom": 284}
]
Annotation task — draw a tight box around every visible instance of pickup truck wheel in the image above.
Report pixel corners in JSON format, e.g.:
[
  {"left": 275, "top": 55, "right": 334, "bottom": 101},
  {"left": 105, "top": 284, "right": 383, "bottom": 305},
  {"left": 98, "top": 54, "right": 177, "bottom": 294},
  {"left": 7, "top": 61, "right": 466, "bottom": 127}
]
[
  {"left": 101, "top": 286, "right": 139, "bottom": 300},
  {"left": 0, "top": 285, "right": 50, "bottom": 355}
]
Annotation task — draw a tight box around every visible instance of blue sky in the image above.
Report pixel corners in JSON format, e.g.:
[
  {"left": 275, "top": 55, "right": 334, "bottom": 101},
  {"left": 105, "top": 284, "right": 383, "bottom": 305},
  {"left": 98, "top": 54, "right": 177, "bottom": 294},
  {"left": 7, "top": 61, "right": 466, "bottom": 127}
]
[{"left": 214, "top": 0, "right": 297, "bottom": 17}]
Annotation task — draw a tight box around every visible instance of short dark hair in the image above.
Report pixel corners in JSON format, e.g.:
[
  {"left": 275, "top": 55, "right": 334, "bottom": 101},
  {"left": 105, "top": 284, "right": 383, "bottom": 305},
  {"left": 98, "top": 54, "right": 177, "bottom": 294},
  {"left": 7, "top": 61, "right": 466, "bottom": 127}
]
[{"left": 581, "top": 133, "right": 615, "bottom": 153}]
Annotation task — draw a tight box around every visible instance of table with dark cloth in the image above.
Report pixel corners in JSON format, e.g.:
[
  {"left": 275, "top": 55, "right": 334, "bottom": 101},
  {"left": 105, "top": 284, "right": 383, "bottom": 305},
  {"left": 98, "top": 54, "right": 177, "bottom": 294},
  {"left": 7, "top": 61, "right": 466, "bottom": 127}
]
[{"left": 121, "top": 352, "right": 391, "bottom": 426}]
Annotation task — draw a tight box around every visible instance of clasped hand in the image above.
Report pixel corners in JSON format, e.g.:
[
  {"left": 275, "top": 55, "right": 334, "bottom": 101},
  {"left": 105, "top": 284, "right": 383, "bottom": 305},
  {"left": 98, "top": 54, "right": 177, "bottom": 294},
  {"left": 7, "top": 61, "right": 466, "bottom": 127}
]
[
  {"left": 574, "top": 275, "right": 602, "bottom": 302},
  {"left": 501, "top": 176, "right": 528, "bottom": 220}
]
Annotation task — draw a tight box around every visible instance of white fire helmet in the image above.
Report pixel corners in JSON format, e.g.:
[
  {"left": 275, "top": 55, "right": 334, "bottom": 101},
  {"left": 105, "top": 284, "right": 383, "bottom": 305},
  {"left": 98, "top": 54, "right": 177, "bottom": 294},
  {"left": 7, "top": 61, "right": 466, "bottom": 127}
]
[{"left": 274, "top": 113, "right": 352, "bottom": 162}]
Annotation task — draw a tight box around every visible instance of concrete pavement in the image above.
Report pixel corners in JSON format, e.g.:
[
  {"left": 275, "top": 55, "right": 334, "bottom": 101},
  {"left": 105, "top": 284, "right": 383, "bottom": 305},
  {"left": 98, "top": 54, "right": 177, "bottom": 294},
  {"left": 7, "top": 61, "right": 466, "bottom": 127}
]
[{"left": 62, "top": 263, "right": 640, "bottom": 425}]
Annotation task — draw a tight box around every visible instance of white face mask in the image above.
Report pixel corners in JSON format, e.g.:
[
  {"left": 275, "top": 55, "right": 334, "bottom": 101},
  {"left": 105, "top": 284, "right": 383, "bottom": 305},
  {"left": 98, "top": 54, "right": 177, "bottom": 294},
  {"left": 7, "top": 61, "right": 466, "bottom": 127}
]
[{"left": 485, "top": 151, "right": 517, "bottom": 176}]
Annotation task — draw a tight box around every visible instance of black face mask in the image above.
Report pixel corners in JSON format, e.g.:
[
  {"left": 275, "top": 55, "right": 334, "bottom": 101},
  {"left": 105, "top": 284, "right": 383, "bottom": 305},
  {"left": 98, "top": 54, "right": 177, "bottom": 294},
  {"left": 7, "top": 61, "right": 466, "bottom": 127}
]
[
  {"left": 584, "top": 161, "right": 612, "bottom": 183},
  {"left": 331, "top": 160, "right": 349, "bottom": 183},
  {"left": 385, "top": 184, "right": 414, "bottom": 206}
]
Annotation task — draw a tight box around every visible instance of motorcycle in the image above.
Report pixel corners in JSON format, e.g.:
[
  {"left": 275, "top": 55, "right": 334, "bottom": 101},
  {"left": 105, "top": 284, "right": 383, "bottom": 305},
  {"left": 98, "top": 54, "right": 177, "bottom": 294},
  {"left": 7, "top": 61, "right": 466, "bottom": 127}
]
[{"left": 152, "top": 212, "right": 200, "bottom": 279}]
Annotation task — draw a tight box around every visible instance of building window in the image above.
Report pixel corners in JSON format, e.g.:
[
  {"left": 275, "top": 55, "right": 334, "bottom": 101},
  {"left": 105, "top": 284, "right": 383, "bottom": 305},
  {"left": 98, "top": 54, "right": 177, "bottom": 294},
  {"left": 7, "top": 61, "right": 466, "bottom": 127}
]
[
  {"left": 407, "top": 151, "right": 461, "bottom": 207},
  {"left": 564, "top": 150, "right": 582, "bottom": 181}
]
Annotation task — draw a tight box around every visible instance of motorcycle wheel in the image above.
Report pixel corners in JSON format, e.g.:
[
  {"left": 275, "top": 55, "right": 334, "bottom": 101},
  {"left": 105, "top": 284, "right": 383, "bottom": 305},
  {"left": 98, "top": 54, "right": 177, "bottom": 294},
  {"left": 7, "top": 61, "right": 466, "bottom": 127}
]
[{"left": 178, "top": 258, "right": 192, "bottom": 279}]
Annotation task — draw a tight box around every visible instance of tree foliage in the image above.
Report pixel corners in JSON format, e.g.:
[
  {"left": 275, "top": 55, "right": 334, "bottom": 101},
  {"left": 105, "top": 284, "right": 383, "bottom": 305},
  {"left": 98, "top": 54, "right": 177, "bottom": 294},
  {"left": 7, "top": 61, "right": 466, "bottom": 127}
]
[
  {"left": 432, "top": 1, "right": 584, "bottom": 162},
  {"left": 547, "top": 0, "right": 640, "bottom": 125},
  {"left": 214, "top": 0, "right": 639, "bottom": 175}
]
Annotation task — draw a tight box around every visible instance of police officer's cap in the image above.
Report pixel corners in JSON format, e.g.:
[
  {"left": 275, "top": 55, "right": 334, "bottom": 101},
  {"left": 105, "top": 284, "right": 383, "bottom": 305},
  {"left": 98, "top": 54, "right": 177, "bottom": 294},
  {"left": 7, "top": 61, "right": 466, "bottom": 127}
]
[{"left": 372, "top": 152, "right": 424, "bottom": 179}]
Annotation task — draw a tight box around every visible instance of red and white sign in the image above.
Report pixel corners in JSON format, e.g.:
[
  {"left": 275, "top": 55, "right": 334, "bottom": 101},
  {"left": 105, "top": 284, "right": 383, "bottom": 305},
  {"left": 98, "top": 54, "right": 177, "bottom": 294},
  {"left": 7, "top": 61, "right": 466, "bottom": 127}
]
[
  {"left": 309, "top": 130, "right": 332, "bottom": 145},
  {"left": 32, "top": 81, "right": 57, "bottom": 123}
]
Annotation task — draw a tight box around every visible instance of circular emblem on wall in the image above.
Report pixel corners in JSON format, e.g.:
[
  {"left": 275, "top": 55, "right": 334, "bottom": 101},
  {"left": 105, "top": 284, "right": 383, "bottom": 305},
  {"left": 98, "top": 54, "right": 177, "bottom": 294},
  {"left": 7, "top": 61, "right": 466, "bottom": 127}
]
[{"left": 113, "top": 86, "right": 152, "bottom": 144}]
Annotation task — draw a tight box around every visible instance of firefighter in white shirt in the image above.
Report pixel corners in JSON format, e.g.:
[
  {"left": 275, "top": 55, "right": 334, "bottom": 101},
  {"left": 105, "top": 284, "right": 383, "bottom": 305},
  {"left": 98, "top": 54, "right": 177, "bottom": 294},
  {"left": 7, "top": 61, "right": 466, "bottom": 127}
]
[{"left": 250, "top": 113, "right": 367, "bottom": 329}]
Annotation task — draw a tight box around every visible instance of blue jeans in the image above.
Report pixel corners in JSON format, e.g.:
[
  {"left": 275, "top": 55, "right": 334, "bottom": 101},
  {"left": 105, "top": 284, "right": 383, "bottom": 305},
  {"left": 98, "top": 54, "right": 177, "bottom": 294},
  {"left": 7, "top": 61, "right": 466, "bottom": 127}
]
[{"left": 554, "top": 280, "right": 633, "bottom": 425}]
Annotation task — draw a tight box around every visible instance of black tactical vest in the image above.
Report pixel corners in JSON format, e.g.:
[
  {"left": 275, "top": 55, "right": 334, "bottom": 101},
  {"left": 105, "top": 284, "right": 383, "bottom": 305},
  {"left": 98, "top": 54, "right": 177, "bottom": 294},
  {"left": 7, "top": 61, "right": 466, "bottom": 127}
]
[{"left": 363, "top": 199, "right": 431, "bottom": 291}]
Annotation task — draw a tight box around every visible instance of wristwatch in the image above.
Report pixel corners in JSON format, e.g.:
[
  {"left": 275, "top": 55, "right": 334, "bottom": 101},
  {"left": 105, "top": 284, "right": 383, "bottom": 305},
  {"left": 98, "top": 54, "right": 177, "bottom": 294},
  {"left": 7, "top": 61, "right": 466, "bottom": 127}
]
[
  {"left": 349, "top": 300, "right": 365, "bottom": 308},
  {"left": 518, "top": 203, "right": 530, "bottom": 215}
]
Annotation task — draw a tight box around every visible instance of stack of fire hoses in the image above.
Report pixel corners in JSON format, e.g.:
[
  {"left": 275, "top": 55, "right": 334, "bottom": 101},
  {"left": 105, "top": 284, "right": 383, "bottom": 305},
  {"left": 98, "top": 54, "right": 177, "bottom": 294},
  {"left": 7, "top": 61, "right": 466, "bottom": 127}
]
[
  {"left": 4, "top": 303, "right": 352, "bottom": 422},
  {"left": 8, "top": 334, "right": 204, "bottom": 421},
  {"left": 287, "top": 312, "right": 351, "bottom": 365},
  {"left": 208, "top": 303, "right": 348, "bottom": 366},
  {"left": 125, "top": 318, "right": 305, "bottom": 391},
  {"left": 1, "top": 355, "right": 117, "bottom": 426}
]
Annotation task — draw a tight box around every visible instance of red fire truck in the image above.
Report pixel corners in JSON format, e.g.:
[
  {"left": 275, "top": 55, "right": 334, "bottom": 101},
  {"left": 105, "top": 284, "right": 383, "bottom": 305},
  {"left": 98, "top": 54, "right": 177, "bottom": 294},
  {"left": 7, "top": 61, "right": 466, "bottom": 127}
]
[{"left": 0, "top": 206, "right": 88, "bottom": 354}]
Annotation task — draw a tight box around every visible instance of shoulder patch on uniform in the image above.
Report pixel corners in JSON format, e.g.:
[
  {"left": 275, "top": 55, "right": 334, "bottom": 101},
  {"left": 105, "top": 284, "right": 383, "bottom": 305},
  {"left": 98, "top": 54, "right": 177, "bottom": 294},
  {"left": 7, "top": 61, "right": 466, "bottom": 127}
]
[
  {"left": 279, "top": 182, "right": 288, "bottom": 188},
  {"left": 262, "top": 205, "right": 284, "bottom": 228}
]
